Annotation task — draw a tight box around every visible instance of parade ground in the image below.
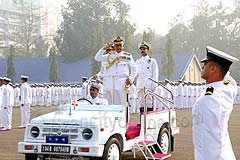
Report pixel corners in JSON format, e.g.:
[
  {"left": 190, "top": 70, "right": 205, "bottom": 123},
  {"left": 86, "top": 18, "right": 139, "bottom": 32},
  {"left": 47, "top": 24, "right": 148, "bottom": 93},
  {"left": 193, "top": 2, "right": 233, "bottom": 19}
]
[{"left": 0, "top": 105, "right": 239, "bottom": 160}]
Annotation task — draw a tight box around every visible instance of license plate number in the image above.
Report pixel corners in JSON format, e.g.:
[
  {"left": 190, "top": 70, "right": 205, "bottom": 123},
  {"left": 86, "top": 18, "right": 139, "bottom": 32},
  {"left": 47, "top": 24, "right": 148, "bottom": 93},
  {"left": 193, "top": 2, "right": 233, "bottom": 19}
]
[{"left": 41, "top": 145, "right": 70, "bottom": 153}]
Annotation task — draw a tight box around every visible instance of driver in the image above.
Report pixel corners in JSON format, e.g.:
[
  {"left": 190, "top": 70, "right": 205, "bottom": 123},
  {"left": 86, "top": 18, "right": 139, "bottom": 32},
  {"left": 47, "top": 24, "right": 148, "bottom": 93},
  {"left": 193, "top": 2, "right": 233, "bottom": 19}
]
[{"left": 89, "top": 83, "right": 108, "bottom": 105}]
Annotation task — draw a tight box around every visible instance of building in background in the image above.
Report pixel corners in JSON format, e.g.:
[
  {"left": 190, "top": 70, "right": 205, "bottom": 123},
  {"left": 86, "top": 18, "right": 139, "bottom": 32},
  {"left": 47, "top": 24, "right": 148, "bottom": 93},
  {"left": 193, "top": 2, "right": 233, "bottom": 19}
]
[{"left": 0, "top": 0, "right": 65, "bottom": 56}]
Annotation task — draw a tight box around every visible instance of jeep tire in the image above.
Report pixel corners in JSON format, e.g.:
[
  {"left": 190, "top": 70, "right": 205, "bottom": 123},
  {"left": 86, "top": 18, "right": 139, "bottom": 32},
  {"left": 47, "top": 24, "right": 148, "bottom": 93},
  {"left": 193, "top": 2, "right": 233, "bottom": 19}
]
[
  {"left": 157, "top": 127, "right": 170, "bottom": 154},
  {"left": 102, "top": 137, "right": 122, "bottom": 160},
  {"left": 25, "top": 154, "right": 38, "bottom": 160}
]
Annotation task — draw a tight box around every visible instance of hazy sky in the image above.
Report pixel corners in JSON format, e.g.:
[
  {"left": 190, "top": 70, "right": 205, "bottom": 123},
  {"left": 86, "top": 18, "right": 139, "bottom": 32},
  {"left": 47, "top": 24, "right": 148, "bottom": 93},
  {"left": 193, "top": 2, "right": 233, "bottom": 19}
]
[{"left": 122, "top": 0, "right": 234, "bottom": 35}]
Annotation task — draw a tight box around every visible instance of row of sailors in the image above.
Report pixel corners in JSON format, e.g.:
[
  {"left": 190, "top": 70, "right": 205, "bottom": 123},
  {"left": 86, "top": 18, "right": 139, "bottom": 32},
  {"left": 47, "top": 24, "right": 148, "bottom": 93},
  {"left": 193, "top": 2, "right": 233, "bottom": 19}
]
[{"left": 3, "top": 79, "right": 240, "bottom": 110}]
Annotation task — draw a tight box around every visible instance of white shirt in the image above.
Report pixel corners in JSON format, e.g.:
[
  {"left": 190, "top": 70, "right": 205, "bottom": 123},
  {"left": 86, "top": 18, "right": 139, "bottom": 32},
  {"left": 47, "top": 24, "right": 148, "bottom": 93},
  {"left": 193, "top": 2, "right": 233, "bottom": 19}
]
[
  {"left": 89, "top": 96, "right": 108, "bottom": 105},
  {"left": 95, "top": 48, "right": 137, "bottom": 90},
  {"left": 136, "top": 55, "right": 159, "bottom": 89},
  {"left": 2, "top": 84, "right": 14, "bottom": 107},
  {"left": 192, "top": 81, "right": 236, "bottom": 160},
  {"left": 20, "top": 82, "right": 32, "bottom": 104}
]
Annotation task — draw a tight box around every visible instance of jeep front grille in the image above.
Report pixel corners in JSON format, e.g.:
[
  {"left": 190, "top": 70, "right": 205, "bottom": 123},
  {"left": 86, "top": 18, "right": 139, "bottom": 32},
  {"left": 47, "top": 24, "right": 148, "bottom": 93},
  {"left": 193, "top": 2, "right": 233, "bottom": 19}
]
[{"left": 42, "top": 127, "right": 79, "bottom": 140}]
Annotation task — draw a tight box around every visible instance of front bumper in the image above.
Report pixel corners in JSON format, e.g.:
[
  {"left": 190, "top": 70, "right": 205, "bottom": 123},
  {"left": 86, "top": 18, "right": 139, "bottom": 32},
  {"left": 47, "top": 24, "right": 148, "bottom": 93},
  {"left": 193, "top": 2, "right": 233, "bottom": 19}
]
[{"left": 18, "top": 142, "right": 104, "bottom": 157}]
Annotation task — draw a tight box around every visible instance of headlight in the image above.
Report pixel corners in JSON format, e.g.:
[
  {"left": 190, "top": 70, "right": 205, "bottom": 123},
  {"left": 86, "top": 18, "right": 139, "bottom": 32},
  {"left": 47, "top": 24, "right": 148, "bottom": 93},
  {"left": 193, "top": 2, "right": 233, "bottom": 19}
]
[
  {"left": 82, "top": 128, "right": 93, "bottom": 140},
  {"left": 30, "top": 126, "right": 40, "bottom": 138}
]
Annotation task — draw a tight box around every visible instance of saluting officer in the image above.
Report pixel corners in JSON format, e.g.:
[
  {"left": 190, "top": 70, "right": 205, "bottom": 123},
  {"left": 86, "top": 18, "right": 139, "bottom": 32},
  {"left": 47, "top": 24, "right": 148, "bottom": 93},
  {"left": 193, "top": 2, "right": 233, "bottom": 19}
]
[
  {"left": 19, "top": 75, "right": 32, "bottom": 128},
  {"left": 95, "top": 36, "right": 137, "bottom": 105},
  {"left": 1, "top": 77, "right": 14, "bottom": 131},
  {"left": 136, "top": 42, "right": 159, "bottom": 112},
  {"left": 0, "top": 77, "right": 3, "bottom": 128},
  {"left": 192, "top": 46, "right": 238, "bottom": 160}
]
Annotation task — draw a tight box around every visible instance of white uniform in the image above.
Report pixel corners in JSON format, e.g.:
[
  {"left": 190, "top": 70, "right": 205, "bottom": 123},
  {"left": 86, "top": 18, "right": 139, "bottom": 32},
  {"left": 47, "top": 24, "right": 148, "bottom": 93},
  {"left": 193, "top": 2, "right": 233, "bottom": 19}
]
[
  {"left": 1, "top": 84, "right": 14, "bottom": 130},
  {"left": 81, "top": 81, "right": 88, "bottom": 98},
  {"left": 89, "top": 97, "right": 108, "bottom": 105},
  {"left": 20, "top": 82, "right": 32, "bottom": 127},
  {"left": 192, "top": 81, "right": 236, "bottom": 160},
  {"left": 183, "top": 84, "right": 188, "bottom": 108},
  {"left": 237, "top": 85, "right": 240, "bottom": 104},
  {"left": 0, "top": 86, "right": 3, "bottom": 127},
  {"left": 31, "top": 87, "right": 37, "bottom": 106},
  {"left": 176, "top": 83, "right": 184, "bottom": 109},
  {"left": 136, "top": 55, "right": 158, "bottom": 111},
  {"left": 129, "top": 84, "right": 137, "bottom": 114},
  {"left": 14, "top": 87, "right": 20, "bottom": 107},
  {"left": 95, "top": 48, "right": 137, "bottom": 105},
  {"left": 224, "top": 71, "right": 237, "bottom": 103},
  {"left": 45, "top": 87, "right": 52, "bottom": 106}
]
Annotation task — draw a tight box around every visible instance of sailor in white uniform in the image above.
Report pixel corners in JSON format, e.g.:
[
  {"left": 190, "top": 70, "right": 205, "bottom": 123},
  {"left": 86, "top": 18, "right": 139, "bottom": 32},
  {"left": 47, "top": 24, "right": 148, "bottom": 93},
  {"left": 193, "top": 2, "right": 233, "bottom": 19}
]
[
  {"left": 81, "top": 77, "right": 88, "bottom": 98},
  {"left": 0, "top": 77, "right": 3, "bottom": 128},
  {"left": 1, "top": 77, "right": 14, "bottom": 131},
  {"left": 88, "top": 83, "right": 108, "bottom": 105},
  {"left": 192, "top": 46, "right": 238, "bottom": 160},
  {"left": 19, "top": 75, "right": 32, "bottom": 128}
]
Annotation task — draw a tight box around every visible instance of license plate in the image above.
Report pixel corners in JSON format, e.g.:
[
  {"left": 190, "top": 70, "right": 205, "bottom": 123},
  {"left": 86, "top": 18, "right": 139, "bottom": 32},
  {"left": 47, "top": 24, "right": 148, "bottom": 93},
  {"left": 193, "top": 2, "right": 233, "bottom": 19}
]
[
  {"left": 46, "top": 135, "right": 69, "bottom": 144},
  {"left": 41, "top": 145, "right": 70, "bottom": 153}
]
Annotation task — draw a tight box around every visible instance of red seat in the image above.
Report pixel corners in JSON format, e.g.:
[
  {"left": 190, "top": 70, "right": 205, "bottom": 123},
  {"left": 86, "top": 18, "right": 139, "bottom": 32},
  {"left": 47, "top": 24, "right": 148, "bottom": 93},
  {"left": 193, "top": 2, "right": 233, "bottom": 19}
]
[{"left": 125, "top": 122, "right": 140, "bottom": 140}]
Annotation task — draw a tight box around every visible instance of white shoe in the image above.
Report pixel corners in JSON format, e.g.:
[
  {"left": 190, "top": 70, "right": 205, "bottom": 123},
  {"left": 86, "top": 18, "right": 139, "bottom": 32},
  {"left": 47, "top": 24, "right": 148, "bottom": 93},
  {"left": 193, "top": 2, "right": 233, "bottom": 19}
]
[
  {"left": 18, "top": 125, "right": 26, "bottom": 128},
  {"left": 0, "top": 127, "right": 11, "bottom": 131}
]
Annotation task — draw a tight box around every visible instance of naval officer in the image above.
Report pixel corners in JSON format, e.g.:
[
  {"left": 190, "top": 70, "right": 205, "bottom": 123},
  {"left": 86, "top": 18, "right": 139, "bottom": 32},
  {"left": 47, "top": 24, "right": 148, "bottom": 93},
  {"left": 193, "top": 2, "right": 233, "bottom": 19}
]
[
  {"left": 95, "top": 36, "right": 137, "bottom": 105},
  {"left": 136, "top": 42, "right": 159, "bottom": 112},
  {"left": 192, "top": 46, "right": 238, "bottom": 160}
]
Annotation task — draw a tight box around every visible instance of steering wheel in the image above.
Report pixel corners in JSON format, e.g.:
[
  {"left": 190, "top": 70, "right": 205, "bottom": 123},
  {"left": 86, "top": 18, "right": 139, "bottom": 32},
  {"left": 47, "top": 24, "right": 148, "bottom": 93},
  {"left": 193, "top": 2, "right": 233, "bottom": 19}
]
[{"left": 77, "top": 98, "right": 93, "bottom": 104}]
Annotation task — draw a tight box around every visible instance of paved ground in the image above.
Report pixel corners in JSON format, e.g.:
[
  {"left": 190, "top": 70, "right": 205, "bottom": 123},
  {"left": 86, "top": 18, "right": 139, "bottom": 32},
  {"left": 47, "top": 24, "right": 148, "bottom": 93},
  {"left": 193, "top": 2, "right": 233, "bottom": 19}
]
[{"left": 0, "top": 105, "right": 239, "bottom": 160}]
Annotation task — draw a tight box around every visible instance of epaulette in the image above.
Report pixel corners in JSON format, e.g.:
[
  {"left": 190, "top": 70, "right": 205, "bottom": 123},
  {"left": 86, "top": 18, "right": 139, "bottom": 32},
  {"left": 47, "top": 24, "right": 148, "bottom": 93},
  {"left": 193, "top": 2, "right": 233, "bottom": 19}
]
[
  {"left": 205, "top": 87, "right": 214, "bottom": 95},
  {"left": 123, "top": 51, "right": 131, "bottom": 56},
  {"left": 223, "top": 80, "right": 229, "bottom": 85}
]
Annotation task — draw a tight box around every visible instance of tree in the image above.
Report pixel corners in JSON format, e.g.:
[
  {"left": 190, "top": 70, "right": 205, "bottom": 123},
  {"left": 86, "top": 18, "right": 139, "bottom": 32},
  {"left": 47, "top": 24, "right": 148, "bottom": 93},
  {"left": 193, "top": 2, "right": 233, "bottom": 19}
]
[
  {"left": 167, "top": 0, "right": 240, "bottom": 81},
  {"left": 11, "top": 0, "right": 42, "bottom": 56},
  {"left": 142, "top": 28, "right": 155, "bottom": 44},
  {"left": 161, "top": 34, "right": 175, "bottom": 79},
  {"left": 7, "top": 45, "right": 16, "bottom": 81},
  {"left": 49, "top": 46, "right": 60, "bottom": 82},
  {"left": 55, "top": 0, "right": 136, "bottom": 62},
  {"left": 33, "top": 35, "right": 49, "bottom": 57}
]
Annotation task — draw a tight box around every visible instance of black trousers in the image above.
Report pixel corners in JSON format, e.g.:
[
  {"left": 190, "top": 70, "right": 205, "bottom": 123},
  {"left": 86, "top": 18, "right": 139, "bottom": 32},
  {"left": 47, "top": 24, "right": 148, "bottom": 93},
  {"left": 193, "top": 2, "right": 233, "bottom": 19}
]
[{"left": 140, "top": 107, "right": 153, "bottom": 113}]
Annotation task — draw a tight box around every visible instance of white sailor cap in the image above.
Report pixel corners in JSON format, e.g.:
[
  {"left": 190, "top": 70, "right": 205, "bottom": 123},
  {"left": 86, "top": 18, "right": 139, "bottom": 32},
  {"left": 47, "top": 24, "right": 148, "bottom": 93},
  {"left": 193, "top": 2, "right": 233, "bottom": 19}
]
[
  {"left": 21, "top": 75, "right": 29, "bottom": 79},
  {"left": 139, "top": 42, "right": 150, "bottom": 50},
  {"left": 201, "top": 46, "right": 239, "bottom": 67},
  {"left": 90, "top": 83, "right": 100, "bottom": 90},
  {"left": 82, "top": 76, "right": 88, "bottom": 80},
  {"left": 3, "top": 77, "right": 11, "bottom": 82}
]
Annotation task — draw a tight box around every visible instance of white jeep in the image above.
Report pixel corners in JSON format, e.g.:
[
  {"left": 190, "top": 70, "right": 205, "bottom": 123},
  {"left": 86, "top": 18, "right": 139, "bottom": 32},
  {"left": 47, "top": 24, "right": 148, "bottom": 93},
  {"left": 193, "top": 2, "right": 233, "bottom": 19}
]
[{"left": 18, "top": 80, "right": 179, "bottom": 160}]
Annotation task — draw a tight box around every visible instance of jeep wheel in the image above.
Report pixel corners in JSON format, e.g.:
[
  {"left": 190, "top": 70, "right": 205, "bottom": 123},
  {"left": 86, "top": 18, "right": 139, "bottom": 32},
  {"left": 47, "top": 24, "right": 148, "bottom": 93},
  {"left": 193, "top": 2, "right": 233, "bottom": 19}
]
[
  {"left": 157, "top": 127, "right": 170, "bottom": 154},
  {"left": 102, "top": 138, "right": 121, "bottom": 160},
  {"left": 25, "top": 154, "right": 38, "bottom": 160}
]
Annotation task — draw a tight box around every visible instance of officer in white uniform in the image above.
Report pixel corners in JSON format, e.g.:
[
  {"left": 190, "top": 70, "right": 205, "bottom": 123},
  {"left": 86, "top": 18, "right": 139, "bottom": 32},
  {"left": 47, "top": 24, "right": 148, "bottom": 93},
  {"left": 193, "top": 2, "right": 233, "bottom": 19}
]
[
  {"left": 192, "top": 46, "right": 238, "bottom": 160},
  {"left": 20, "top": 75, "right": 32, "bottom": 128},
  {"left": 81, "top": 77, "right": 88, "bottom": 98},
  {"left": 45, "top": 85, "right": 52, "bottom": 106},
  {"left": 88, "top": 83, "right": 108, "bottom": 105},
  {"left": 95, "top": 36, "right": 137, "bottom": 105},
  {"left": 136, "top": 42, "right": 158, "bottom": 112},
  {"left": 1, "top": 77, "right": 14, "bottom": 131},
  {"left": 13, "top": 84, "right": 20, "bottom": 107},
  {"left": 0, "top": 77, "right": 3, "bottom": 128}
]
